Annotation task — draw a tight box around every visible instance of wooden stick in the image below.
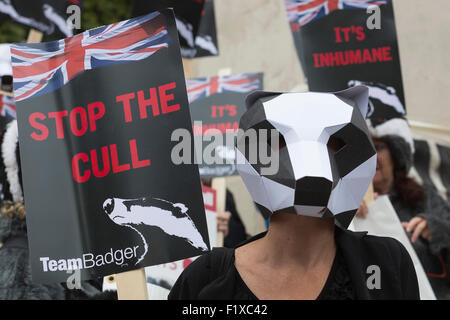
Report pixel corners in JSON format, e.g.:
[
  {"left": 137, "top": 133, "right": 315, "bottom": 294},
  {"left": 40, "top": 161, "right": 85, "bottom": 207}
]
[
  {"left": 182, "top": 58, "right": 193, "bottom": 79},
  {"left": 27, "top": 29, "right": 44, "bottom": 43},
  {"left": 212, "top": 177, "right": 226, "bottom": 247},
  {"left": 115, "top": 268, "right": 148, "bottom": 300}
]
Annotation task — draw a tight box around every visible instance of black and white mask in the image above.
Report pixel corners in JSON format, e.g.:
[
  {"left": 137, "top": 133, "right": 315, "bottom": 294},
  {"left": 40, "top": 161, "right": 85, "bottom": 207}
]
[{"left": 236, "top": 86, "right": 376, "bottom": 228}]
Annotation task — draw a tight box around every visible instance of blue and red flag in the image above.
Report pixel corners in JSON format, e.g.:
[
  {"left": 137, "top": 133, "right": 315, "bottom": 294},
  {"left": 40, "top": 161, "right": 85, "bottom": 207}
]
[
  {"left": 0, "top": 95, "right": 16, "bottom": 119},
  {"left": 285, "top": 0, "right": 388, "bottom": 26},
  {"left": 10, "top": 12, "right": 170, "bottom": 102},
  {"left": 187, "top": 74, "right": 261, "bottom": 104}
]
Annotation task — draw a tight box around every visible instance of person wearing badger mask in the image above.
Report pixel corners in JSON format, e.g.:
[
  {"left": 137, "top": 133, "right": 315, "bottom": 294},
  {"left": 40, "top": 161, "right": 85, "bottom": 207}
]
[{"left": 169, "top": 87, "right": 419, "bottom": 300}]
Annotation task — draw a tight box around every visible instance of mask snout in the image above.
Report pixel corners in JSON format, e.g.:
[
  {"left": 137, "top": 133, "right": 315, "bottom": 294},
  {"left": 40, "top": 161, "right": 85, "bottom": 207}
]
[{"left": 294, "top": 177, "right": 332, "bottom": 207}]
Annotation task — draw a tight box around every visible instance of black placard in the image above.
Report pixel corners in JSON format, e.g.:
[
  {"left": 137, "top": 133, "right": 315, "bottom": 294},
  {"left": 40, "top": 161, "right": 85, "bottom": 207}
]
[
  {"left": 189, "top": 0, "right": 219, "bottom": 58},
  {"left": 11, "top": 10, "right": 209, "bottom": 284},
  {"left": 0, "top": 0, "right": 83, "bottom": 38},
  {"left": 132, "top": 0, "right": 205, "bottom": 58},
  {"left": 285, "top": 0, "right": 406, "bottom": 121},
  {"left": 187, "top": 73, "right": 263, "bottom": 177}
]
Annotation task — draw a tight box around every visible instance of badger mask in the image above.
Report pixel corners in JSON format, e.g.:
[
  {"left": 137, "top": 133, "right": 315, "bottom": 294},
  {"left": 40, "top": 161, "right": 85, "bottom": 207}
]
[{"left": 236, "top": 86, "right": 376, "bottom": 228}]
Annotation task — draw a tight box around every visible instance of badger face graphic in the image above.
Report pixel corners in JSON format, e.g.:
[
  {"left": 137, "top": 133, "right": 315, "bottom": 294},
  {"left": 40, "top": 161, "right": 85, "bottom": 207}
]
[
  {"left": 236, "top": 86, "right": 377, "bottom": 228},
  {"left": 348, "top": 80, "right": 406, "bottom": 122},
  {"left": 103, "top": 197, "right": 208, "bottom": 264}
]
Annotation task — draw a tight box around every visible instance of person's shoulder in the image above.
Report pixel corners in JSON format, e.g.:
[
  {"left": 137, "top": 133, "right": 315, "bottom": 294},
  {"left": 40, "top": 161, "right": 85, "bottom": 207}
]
[
  {"left": 338, "top": 229, "right": 419, "bottom": 299},
  {"left": 343, "top": 228, "right": 409, "bottom": 256},
  {"left": 361, "top": 231, "right": 404, "bottom": 247},
  {"left": 338, "top": 228, "right": 414, "bottom": 271},
  {"left": 168, "top": 247, "right": 235, "bottom": 300},
  {"left": 184, "top": 247, "right": 234, "bottom": 276}
]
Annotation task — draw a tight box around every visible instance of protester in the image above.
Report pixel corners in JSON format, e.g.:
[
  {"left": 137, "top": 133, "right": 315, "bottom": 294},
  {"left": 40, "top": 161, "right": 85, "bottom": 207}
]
[
  {"left": 169, "top": 88, "right": 419, "bottom": 300},
  {"left": 201, "top": 178, "right": 248, "bottom": 248},
  {"left": 0, "top": 120, "right": 116, "bottom": 300},
  {"left": 357, "top": 117, "right": 450, "bottom": 299}
]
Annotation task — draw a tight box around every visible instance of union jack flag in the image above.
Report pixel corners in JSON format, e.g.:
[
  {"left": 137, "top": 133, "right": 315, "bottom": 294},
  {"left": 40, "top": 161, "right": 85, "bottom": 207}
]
[
  {"left": 285, "top": 0, "right": 388, "bottom": 26},
  {"left": 0, "top": 95, "right": 16, "bottom": 119},
  {"left": 10, "top": 12, "right": 170, "bottom": 102},
  {"left": 187, "top": 74, "right": 261, "bottom": 103}
]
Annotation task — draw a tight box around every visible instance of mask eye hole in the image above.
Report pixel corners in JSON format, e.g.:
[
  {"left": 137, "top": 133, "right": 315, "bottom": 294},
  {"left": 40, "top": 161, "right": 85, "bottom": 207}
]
[{"left": 327, "top": 136, "right": 346, "bottom": 154}]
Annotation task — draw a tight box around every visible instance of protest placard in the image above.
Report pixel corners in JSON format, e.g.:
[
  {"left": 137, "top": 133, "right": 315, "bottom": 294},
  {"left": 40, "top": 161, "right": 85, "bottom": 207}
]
[
  {"left": 132, "top": 0, "right": 206, "bottom": 58},
  {"left": 11, "top": 9, "right": 210, "bottom": 284},
  {"left": 187, "top": 72, "right": 263, "bottom": 177},
  {"left": 0, "top": 0, "right": 82, "bottom": 38},
  {"left": 145, "top": 185, "right": 217, "bottom": 292},
  {"left": 285, "top": 0, "right": 406, "bottom": 121}
]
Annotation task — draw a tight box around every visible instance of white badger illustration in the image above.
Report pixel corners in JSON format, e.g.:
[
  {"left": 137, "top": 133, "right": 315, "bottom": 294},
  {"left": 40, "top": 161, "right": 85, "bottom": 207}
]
[
  {"left": 103, "top": 197, "right": 209, "bottom": 265},
  {"left": 348, "top": 80, "right": 406, "bottom": 117}
]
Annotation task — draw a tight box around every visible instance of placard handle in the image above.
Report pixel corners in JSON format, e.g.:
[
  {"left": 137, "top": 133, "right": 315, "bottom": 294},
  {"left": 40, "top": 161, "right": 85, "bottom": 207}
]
[
  {"left": 212, "top": 177, "right": 227, "bottom": 247},
  {"left": 115, "top": 268, "right": 148, "bottom": 300},
  {"left": 27, "top": 28, "right": 43, "bottom": 43}
]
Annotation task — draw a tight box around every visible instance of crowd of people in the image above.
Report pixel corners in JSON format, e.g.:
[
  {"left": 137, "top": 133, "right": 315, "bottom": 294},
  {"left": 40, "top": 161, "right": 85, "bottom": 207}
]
[{"left": 0, "top": 88, "right": 449, "bottom": 301}]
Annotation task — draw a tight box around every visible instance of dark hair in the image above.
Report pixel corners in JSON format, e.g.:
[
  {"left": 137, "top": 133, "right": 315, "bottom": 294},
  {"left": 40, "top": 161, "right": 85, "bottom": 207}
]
[{"left": 394, "top": 170, "right": 426, "bottom": 209}]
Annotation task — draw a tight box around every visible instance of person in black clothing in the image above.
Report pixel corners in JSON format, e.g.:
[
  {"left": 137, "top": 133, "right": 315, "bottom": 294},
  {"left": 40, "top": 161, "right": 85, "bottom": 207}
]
[
  {"left": 169, "top": 215, "right": 418, "bottom": 299},
  {"left": 169, "top": 88, "right": 420, "bottom": 300}
]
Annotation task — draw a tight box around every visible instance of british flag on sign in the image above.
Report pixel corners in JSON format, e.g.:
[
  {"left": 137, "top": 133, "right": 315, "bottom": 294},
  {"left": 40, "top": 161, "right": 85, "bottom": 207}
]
[
  {"left": 0, "top": 95, "right": 16, "bottom": 119},
  {"left": 186, "top": 74, "right": 261, "bottom": 103},
  {"left": 10, "top": 12, "right": 170, "bottom": 102},
  {"left": 285, "top": 0, "right": 388, "bottom": 26}
]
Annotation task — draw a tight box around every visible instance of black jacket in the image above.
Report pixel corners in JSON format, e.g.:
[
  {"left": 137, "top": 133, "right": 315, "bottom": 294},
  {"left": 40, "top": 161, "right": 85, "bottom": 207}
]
[{"left": 169, "top": 227, "right": 420, "bottom": 300}]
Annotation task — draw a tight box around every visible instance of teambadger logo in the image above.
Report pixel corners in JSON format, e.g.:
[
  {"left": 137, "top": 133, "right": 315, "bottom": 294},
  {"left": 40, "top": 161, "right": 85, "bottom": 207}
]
[
  {"left": 236, "top": 86, "right": 377, "bottom": 228},
  {"left": 103, "top": 197, "right": 209, "bottom": 264},
  {"left": 348, "top": 80, "right": 406, "bottom": 122}
]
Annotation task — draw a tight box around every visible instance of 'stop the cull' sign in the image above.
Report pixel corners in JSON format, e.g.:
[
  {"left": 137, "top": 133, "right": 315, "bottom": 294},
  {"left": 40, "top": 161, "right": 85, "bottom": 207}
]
[{"left": 11, "top": 9, "right": 210, "bottom": 284}]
